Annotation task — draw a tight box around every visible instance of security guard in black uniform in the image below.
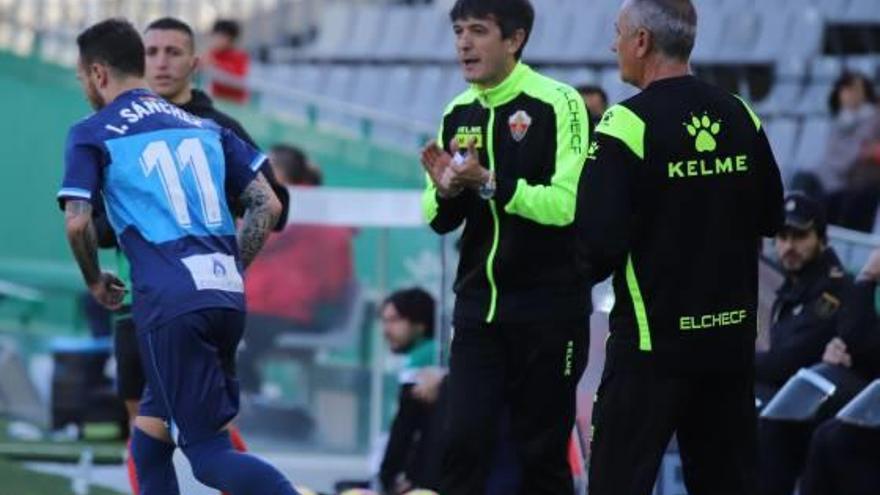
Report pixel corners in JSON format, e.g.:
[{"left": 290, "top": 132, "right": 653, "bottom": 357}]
[
  {"left": 756, "top": 193, "right": 851, "bottom": 401},
  {"left": 575, "top": 1, "right": 784, "bottom": 494},
  {"left": 756, "top": 193, "right": 853, "bottom": 495}
]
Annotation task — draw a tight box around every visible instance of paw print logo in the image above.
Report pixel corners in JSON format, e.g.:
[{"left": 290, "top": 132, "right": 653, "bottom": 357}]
[{"left": 685, "top": 114, "right": 721, "bottom": 153}]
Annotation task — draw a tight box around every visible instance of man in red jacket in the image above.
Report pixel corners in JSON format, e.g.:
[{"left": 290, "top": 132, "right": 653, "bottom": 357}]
[{"left": 206, "top": 19, "right": 249, "bottom": 103}]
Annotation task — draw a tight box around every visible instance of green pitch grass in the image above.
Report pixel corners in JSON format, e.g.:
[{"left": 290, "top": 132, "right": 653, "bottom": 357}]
[
  {"left": 0, "top": 456, "right": 126, "bottom": 495},
  {"left": 0, "top": 419, "right": 126, "bottom": 494}
]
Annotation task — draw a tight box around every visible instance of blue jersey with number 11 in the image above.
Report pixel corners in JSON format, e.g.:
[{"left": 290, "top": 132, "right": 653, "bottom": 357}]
[{"left": 58, "top": 88, "right": 266, "bottom": 329}]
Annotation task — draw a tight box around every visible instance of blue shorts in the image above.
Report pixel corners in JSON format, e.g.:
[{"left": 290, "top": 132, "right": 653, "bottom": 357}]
[{"left": 138, "top": 308, "right": 244, "bottom": 447}]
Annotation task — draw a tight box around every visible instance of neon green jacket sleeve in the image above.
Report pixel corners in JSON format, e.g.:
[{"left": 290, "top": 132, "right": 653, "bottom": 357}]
[{"left": 496, "top": 88, "right": 590, "bottom": 226}]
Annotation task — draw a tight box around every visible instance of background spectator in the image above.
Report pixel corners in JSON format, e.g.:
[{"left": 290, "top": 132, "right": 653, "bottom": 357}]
[
  {"left": 240, "top": 144, "right": 355, "bottom": 392},
  {"left": 378, "top": 288, "right": 442, "bottom": 495},
  {"left": 755, "top": 193, "right": 851, "bottom": 400},
  {"left": 796, "top": 72, "right": 880, "bottom": 232},
  {"left": 576, "top": 84, "right": 608, "bottom": 127},
  {"left": 206, "top": 19, "right": 250, "bottom": 103}
]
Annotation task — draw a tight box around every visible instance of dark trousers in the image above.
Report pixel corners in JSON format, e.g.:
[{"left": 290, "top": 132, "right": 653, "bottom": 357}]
[
  {"left": 588, "top": 366, "right": 757, "bottom": 495},
  {"left": 440, "top": 318, "right": 588, "bottom": 495},
  {"left": 801, "top": 419, "right": 880, "bottom": 495}
]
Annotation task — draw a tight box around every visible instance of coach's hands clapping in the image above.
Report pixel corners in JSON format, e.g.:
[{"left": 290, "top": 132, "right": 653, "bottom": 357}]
[
  {"left": 420, "top": 140, "right": 461, "bottom": 198},
  {"left": 448, "top": 138, "right": 491, "bottom": 191}
]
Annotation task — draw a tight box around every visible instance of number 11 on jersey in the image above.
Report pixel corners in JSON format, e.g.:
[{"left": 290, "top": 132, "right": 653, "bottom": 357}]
[{"left": 140, "top": 138, "right": 223, "bottom": 228}]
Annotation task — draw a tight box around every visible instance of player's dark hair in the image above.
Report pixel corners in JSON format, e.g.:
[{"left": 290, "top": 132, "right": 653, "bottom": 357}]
[
  {"left": 576, "top": 84, "right": 609, "bottom": 106},
  {"left": 211, "top": 19, "right": 241, "bottom": 41},
  {"left": 146, "top": 17, "right": 195, "bottom": 49},
  {"left": 384, "top": 288, "right": 436, "bottom": 339},
  {"left": 76, "top": 18, "right": 145, "bottom": 77},
  {"left": 449, "top": 0, "right": 534, "bottom": 60},
  {"left": 829, "top": 71, "right": 877, "bottom": 116}
]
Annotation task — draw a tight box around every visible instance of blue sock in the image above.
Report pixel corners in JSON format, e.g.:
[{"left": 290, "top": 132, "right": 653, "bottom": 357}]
[
  {"left": 182, "top": 431, "right": 299, "bottom": 495},
  {"left": 131, "top": 427, "right": 180, "bottom": 495}
]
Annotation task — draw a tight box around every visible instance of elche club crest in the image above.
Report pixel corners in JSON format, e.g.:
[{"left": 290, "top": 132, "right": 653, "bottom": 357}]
[{"left": 508, "top": 110, "right": 532, "bottom": 142}]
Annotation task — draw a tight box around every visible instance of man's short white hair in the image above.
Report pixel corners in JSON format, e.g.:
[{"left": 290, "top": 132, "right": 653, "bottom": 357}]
[{"left": 622, "top": 0, "right": 697, "bottom": 61}]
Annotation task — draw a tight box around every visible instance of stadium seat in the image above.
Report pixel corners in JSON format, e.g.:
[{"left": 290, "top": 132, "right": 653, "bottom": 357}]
[
  {"left": 346, "top": 5, "right": 388, "bottom": 59},
  {"left": 307, "top": 3, "right": 355, "bottom": 59},
  {"left": 408, "top": 66, "right": 448, "bottom": 124},
  {"left": 375, "top": 6, "right": 419, "bottom": 60},
  {"left": 752, "top": 5, "right": 795, "bottom": 62},
  {"left": 840, "top": 0, "right": 880, "bottom": 22},
  {"left": 792, "top": 117, "right": 831, "bottom": 173},
  {"left": 350, "top": 65, "right": 386, "bottom": 109},
  {"left": 811, "top": 57, "right": 845, "bottom": 82},
  {"left": 717, "top": 10, "right": 762, "bottom": 62},
  {"left": 410, "top": 7, "right": 453, "bottom": 61},
  {"left": 817, "top": 0, "right": 855, "bottom": 20},
  {"left": 692, "top": 8, "right": 725, "bottom": 62},
  {"left": 779, "top": 8, "right": 825, "bottom": 61},
  {"left": 845, "top": 56, "right": 879, "bottom": 80},
  {"left": 764, "top": 117, "right": 800, "bottom": 183},
  {"left": 527, "top": 3, "right": 577, "bottom": 62},
  {"left": 795, "top": 81, "right": 833, "bottom": 115},
  {"left": 560, "top": 6, "right": 610, "bottom": 62}
]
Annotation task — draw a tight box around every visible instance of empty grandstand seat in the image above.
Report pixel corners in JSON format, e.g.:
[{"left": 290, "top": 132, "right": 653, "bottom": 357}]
[
  {"left": 779, "top": 8, "right": 825, "bottom": 61},
  {"left": 410, "top": 7, "right": 453, "bottom": 61},
  {"left": 375, "top": 6, "right": 418, "bottom": 60},
  {"left": 692, "top": 8, "right": 725, "bottom": 62},
  {"left": 843, "top": 0, "right": 880, "bottom": 22},
  {"left": 764, "top": 117, "right": 800, "bottom": 183},
  {"left": 811, "top": 57, "right": 845, "bottom": 82},
  {"left": 717, "top": 10, "right": 762, "bottom": 62},
  {"left": 349, "top": 65, "right": 387, "bottom": 109},
  {"left": 382, "top": 65, "right": 419, "bottom": 119},
  {"left": 307, "top": 3, "right": 354, "bottom": 59},
  {"left": 845, "top": 56, "right": 879, "bottom": 80},
  {"left": 527, "top": 4, "right": 577, "bottom": 62},
  {"left": 346, "top": 5, "right": 388, "bottom": 59},
  {"left": 560, "top": 6, "right": 611, "bottom": 62},
  {"left": 811, "top": 0, "right": 853, "bottom": 17},
  {"left": 792, "top": 117, "right": 831, "bottom": 173},
  {"left": 795, "top": 81, "right": 833, "bottom": 115},
  {"left": 409, "top": 66, "right": 447, "bottom": 124},
  {"left": 752, "top": 5, "right": 795, "bottom": 62}
]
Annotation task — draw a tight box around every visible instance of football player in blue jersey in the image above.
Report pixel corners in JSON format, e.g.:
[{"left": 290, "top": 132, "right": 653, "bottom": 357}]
[{"left": 58, "top": 18, "right": 299, "bottom": 495}]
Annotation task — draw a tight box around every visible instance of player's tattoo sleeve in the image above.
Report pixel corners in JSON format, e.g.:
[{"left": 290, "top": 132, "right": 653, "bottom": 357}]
[
  {"left": 64, "top": 200, "right": 101, "bottom": 286},
  {"left": 238, "top": 173, "right": 280, "bottom": 270}
]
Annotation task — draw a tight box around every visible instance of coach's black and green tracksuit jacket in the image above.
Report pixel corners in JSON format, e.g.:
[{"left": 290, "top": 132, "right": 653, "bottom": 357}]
[
  {"left": 576, "top": 75, "right": 784, "bottom": 373},
  {"left": 423, "top": 63, "right": 590, "bottom": 325}
]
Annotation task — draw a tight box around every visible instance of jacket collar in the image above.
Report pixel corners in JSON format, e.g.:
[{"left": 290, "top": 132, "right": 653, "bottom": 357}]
[{"left": 473, "top": 62, "right": 531, "bottom": 108}]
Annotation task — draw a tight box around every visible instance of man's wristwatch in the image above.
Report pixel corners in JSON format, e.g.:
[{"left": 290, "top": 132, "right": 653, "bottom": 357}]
[{"left": 479, "top": 170, "right": 496, "bottom": 200}]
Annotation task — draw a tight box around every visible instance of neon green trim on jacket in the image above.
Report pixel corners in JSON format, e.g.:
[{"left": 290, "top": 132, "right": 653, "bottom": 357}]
[
  {"left": 502, "top": 70, "right": 590, "bottom": 226},
  {"left": 596, "top": 104, "right": 646, "bottom": 160},
  {"left": 734, "top": 95, "right": 762, "bottom": 131},
  {"left": 625, "top": 254, "right": 652, "bottom": 352},
  {"left": 485, "top": 107, "right": 500, "bottom": 323}
]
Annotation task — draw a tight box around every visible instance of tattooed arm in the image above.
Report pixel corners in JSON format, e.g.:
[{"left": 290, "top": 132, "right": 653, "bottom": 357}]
[
  {"left": 237, "top": 173, "right": 282, "bottom": 270},
  {"left": 64, "top": 200, "right": 126, "bottom": 309}
]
